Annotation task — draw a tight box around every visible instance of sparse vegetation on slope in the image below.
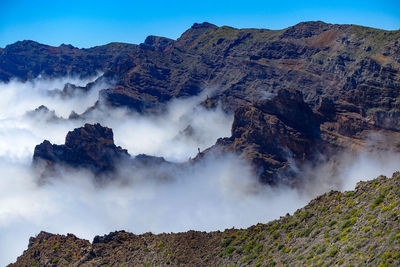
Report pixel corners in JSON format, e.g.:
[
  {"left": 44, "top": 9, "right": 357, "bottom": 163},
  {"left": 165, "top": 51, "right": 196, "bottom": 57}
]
[{"left": 11, "top": 172, "right": 400, "bottom": 266}]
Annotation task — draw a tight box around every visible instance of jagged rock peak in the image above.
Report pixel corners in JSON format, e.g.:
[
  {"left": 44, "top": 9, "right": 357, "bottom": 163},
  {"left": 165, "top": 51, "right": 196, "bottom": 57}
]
[
  {"left": 58, "top": 43, "right": 76, "bottom": 49},
  {"left": 191, "top": 22, "right": 218, "bottom": 30},
  {"left": 33, "top": 123, "right": 129, "bottom": 174},
  {"left": 64, "top": 123, "right": 116, "bottom": 148},
  {"left": 282, "top": 20, "right": 332, "bottom": 38},
  {"left": 140, "top": 35, "right": 174, "bottom": 51},
  {"left": 177, "top": 22, "right": 219, "bottom": 46}
]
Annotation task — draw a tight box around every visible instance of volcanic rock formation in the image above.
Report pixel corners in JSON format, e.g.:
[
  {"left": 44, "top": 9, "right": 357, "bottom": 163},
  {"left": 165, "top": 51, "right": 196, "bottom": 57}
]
[
  {"left": 33, "top": 123, "right": 130, "bottom": 174},
  {"left": 199, "top": 89, "right": 400, "bottom": 184},
  {"left": 33, "top": 123, "right": 173, "bottom": 181}
]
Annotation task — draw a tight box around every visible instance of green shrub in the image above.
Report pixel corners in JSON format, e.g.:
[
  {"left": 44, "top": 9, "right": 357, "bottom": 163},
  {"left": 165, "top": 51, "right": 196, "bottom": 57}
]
[
  {"left": 345, "top": 246, "right": 354, "bottom": 253},
  {"left": 329, "top": 220, "right": 338, "bottom": 227},
  {"left": 371, "top": 193, "right": 385, "bottom": 208},
  {"left": 329, "top": 247, "right": 338, "bottom": 257},
  {"left": 340, "top": 217, "right": 357, "bottom": 230},
  {"left": 226, "top": 246, "right": 235, "bottom": 255}
]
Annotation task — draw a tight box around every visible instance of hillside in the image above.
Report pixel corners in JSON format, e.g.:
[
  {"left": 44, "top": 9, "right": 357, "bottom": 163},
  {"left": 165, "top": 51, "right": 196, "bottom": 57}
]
[
  {"left": 11, "top": 172, "right": 400, "bottom": 266},
  {"left": 0, "top": 41, "right": 137, "bottom": 82}
]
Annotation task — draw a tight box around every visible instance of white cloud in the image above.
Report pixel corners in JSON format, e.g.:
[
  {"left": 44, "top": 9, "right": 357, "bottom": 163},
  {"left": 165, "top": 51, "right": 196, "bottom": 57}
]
[{"left": 0, "top": 76, "right": 399, "bottom": 265}]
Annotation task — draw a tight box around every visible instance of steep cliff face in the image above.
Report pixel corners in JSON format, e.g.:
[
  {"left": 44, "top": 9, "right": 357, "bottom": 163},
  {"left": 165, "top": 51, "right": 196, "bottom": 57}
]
[
  {"left": 198, "top": 89, "right": 323, "bottom": 184},
  {"left": 10, "top": 173, "right": 400, "bottom": 266},
  {"left": 198, "top": 89, "right": 400, "bottom": 184},
  {"left": 2, "top": 22, "right": 400, "bottom": 117},
  {"left": 99, "top": 21, "right": 400, "bottom": 117}
]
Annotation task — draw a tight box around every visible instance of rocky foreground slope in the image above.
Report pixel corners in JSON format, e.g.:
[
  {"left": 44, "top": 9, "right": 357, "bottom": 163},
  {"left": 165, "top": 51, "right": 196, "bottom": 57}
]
[{"left": 11, "top": 172, "right": 400, "bottom": 266}]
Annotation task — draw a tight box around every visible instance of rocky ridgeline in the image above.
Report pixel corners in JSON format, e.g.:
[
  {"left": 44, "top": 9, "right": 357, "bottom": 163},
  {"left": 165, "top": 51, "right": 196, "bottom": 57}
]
[
  {"left": 10, "top": 172, "right": 400, "bottom": 266},
  {"left": 2, "top": 21, "right": 400, "bottom": 118},
  {"left": 3, "top": 20, "right": 397, "bottom": 184},
  {"left": 32, "top": 88, "right": 400, "bottom": 184},
  {"left": 5, "top": 20, "right": 400, "bottom": 266}
]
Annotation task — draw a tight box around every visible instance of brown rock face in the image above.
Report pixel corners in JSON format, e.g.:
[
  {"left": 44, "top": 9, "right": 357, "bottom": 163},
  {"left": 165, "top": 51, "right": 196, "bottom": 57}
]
[
  {"left": 204, "top": 89, "right": 324, "bottom": 184},
  {"left": 7, "top": 21, "right": 400, "bottom": 184},
  {"left": 32, "top": 124, "right": 173, "bottom": 180},
  {"left": 96, "top": 21, "right": 400, "bottom": 118},
  {"left": 0, "top": 41, "right": 138, "bottom": 82},
  {"left": 202, "top": 89, "right": 400, "bottom": 184},
  {"left": 33, "top": 123, "right": 129, "bottom": 174}
]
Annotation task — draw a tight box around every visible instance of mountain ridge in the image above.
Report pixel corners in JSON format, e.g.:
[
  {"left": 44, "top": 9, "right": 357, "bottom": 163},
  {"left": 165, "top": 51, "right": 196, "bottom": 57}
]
[{"left": 17, "top": 20, "right": 400, "bottom": 183}]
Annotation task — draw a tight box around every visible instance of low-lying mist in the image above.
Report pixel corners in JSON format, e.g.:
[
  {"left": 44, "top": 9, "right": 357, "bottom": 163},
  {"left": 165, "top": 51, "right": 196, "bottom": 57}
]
[{"left": 0, "top": 76, "right": 399, "bottom": 265}]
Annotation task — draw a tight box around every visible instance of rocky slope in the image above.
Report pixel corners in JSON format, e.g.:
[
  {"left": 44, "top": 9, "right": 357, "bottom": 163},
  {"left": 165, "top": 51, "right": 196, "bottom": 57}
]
[
  {"left": 2, "top": 21, "right": 400, "bottom": 118},
  {"left": 5, "top": 22, "right": 400, "bottom": 265},
  {"left": 198, "top": 88, "right": 400, "bottom": 183},
  {"left": 103, "top": 22, "right": 400, "bottom": 117},
  {"left": 96, "top": 21, "right": 400, "bottom": 117},
  {"left": 0, "top": 41, "right": 137, "bottom": 81},
  {"left": 11, "top": 172, "right": 400, "bottom": 266}
]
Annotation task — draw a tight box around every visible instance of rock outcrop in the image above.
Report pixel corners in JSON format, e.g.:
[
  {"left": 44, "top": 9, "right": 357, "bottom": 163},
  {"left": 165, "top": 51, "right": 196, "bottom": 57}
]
[
  {"left": 26, "top": 105, "right": 61, "bottom": 121},
  {"left": 33, "top": 123, "right": 173, "bottom": 180},
  {"left": 199, "top": 89, "right": 400, "bottom": 184},
  {"left": 198, "top": 89, "right": 324, "bottom": 184},
  {"left": 33, "top": 123, "right": 130, "bottom": 174}
]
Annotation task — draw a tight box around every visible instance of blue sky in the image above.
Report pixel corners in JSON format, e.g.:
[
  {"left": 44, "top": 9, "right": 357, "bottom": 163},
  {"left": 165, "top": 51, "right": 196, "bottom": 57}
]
[{"left": 1, "top": 0, "right": 399, "bottom": 48}]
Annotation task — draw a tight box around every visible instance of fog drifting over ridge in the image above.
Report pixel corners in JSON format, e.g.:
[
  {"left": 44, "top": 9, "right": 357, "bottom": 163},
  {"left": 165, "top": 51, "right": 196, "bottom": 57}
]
[{"left": 0, "top": 76, "right": 399, "bottom": 265}]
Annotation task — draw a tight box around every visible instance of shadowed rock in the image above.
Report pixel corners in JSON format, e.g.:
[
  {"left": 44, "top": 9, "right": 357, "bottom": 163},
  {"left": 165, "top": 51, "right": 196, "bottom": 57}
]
[
  {"left": 32, "top": 123, "right": 174, "bottom": 181},
  {"left": 200, "top": 89, "right": 324, "bottom": 184},
  {"left": 33, "top": 123, "right": 130, "bottom": 174},
  {"left": 198, "top": 89, "right": 400, "bottom": 184}
]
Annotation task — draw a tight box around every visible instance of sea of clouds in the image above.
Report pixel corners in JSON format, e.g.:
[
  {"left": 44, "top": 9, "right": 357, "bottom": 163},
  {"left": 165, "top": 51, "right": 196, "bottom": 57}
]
[{"left": 0, "top": 76, "right": 399, "bottom": 265}]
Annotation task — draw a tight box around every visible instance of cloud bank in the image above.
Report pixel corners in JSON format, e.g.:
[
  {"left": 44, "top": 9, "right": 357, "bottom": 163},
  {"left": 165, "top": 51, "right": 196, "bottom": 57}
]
[{"left": 0, "top": 76, "right": 399, "bottom": 265}]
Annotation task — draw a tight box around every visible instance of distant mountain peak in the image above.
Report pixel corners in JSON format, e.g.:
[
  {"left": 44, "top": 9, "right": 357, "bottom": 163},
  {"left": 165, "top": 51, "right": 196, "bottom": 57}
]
[
  {"left": 141, "top": 35, "right": 174, "bottom": 51},
  {"left": 282, "top": 20, "right": 332, "bottom": 38},
  {"left": 191, "top": 22, "right": 218, "bottom": 29}
]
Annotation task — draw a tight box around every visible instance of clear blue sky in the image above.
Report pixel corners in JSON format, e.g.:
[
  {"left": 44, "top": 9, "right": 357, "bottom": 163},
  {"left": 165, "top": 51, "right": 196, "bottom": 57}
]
[{"left": 1, "top": 0, "right": 399, "bottom": 48}]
